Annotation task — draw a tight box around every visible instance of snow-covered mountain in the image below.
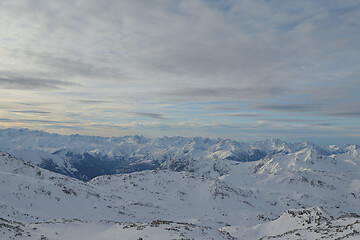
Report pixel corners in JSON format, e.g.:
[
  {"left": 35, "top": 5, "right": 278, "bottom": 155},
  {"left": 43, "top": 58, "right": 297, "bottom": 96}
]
[
  {"left": 0, "top": 128, "right": 355, "bottom": 181},
  {"left": 0, "top": 152, "right": 235, "bottom": 239},
  {"left": 0, "top": 129, "right": 359, "bottom": 239}
]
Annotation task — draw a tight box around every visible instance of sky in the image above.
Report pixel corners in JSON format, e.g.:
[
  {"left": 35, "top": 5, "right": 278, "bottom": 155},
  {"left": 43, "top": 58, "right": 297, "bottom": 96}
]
[{"left": 0, "top": 0, "right": 360, "bottom": 145}]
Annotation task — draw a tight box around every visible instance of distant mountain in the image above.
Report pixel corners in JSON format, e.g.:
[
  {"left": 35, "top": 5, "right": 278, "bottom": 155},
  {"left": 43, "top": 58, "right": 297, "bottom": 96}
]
[{"left": 0, "top": 128, "right": 354, "bottom": 181}]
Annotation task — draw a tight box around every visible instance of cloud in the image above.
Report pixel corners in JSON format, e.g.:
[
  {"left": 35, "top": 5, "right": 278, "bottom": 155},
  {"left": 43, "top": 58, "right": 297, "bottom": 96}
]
[
  {"left": 0, "top": 0, "right": 359, "bottom": 144},
  {"left": 256, "top": 103, "right": 320, "bottom": 112},
  {"left": 73, "top": 99, "right": 112, "bottom": 104},
  {"left": 20, "top": 50, "right": 127, "bottom": 80},
  {"left": 0, "top": 118, "right": 13, "bottom": 122},
  {"left": 261, "top": 118, "right": 317, "bottom": 123},
  {"left": 208, "top": 113, "right": 261, "bottom": 117},
  {"left": 260, "top": 119, "right": 334, "bottom": 127},
  {"left": 155, "top": 86, "right": 285, "bottom": 102},
  {"left": 1, "top": 1, "right": 359, "bottom": 101},
  {"left": 0, "top": 77, "right": 79, "bottom": 90},
  {"left": 328, "top": 111, "right": 360, "bottom": 117},
  {"left": 11, "top": 110, "right": 51, "bottom": 115},
  {"left": 131, "top": 112, "right": 167, "bottom": 120},
  {"left": 204, "top": 104, "right": 241, "bottom": 111},
  {"left": 0, "top": 118, "right": 77, "bottom": 124},
  {"left": 17, "top": 103, "right": 38, "bottom": 106}
]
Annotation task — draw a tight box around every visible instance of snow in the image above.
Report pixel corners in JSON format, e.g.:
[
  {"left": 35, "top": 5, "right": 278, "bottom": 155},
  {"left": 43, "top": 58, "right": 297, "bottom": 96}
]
[
  {"left": 3, "top": 128, "right": 353, "bottom": 180},
  {"left": 0, "top": 129, "right": 359, "bottom": 239}
]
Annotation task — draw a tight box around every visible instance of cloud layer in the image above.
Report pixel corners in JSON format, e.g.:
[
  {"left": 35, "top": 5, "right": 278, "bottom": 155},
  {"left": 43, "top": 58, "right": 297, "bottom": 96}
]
[{"left": 1, "top": 0, "right": 359, "bottom": 144}]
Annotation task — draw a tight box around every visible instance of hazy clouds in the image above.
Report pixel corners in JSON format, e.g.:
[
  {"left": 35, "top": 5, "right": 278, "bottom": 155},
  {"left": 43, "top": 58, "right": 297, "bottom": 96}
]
[{"left": 1, "top": 0, "right": 359, "bottom": 143}]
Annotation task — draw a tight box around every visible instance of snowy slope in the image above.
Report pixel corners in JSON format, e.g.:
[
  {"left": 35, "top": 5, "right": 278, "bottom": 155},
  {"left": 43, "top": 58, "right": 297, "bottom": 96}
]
[
  {"left": 1, "top": 147, "right": 360, "bottom": 239},
  {"left": 0, "top": 152, "right": 129, "bottom": 222},
  {"left": 217, "top": 147, "right": 360, "bottom": 222},
  {"left": 224, "top": 208, "right": 360, "bottom": 239},
  {"left": 0, "top": 152, "right": 236, "bottom": 239}
]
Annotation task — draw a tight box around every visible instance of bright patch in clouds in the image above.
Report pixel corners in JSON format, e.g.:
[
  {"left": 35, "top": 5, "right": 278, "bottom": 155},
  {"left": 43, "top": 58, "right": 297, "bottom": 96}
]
[{"left": 0, "top": 0, "right": 359, "bottom": 144}]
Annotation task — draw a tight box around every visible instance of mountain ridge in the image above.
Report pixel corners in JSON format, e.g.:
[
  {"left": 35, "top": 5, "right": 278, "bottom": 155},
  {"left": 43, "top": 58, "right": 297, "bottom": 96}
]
[{"left": 1, "top": 128, "right": 357, "bottom": 181}]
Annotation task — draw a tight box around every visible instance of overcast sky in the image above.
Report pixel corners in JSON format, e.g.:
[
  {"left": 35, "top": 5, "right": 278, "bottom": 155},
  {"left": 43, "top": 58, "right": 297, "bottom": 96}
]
[{"left": 1, "top": 0, "right": 359, "bottom": 144}]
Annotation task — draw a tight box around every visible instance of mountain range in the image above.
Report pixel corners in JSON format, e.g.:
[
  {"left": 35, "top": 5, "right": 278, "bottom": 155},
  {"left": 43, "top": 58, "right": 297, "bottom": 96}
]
[
  {"left": 0, "top": 128, "right": 359, "bottom": 239},
  {"left": 0, "top": 128, "right": 354, "bottom": 181}
]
